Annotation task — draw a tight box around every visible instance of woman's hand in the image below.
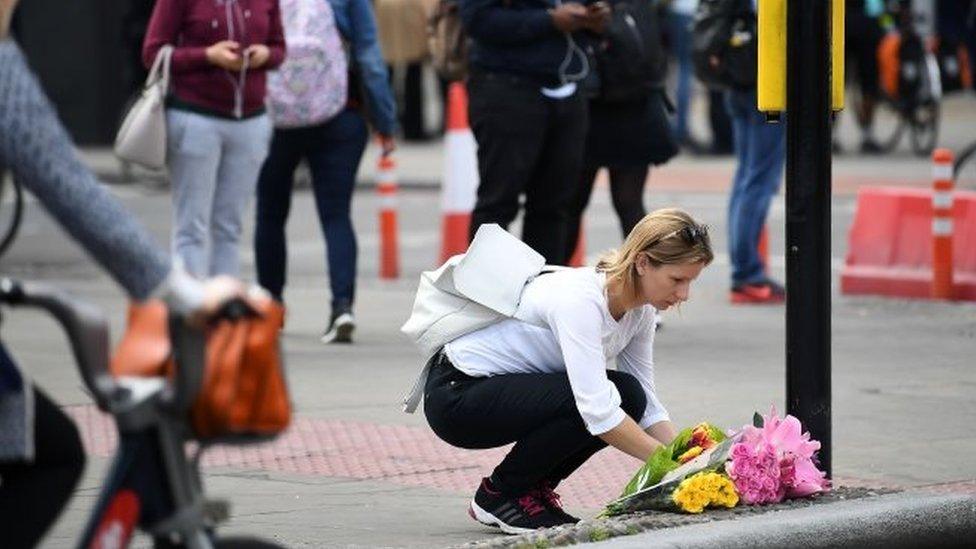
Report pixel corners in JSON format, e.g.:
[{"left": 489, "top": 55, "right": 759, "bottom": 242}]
[
  {"left": 646, "top": 420, "right": 678, "bottom": 445},
  {"left": 600, "top": 416, "right": 663, "bottom": 462},
  {"left": 206, "top": 40, "right": 243, "bottom": 70},
  {"left": 549, "top": 2, "right": 588, "bottom": 33},
  {"left": 244, "top": 44, "right": 270, "bottom": 69},
  {"left": 188, "top": 275, "right": 247, "bottom": 327},
  {"left": 583, "top": 1, "right": 611, "bottom": 33}
]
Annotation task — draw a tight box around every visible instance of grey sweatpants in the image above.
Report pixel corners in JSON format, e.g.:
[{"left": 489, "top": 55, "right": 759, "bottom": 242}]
[{"left": 166, "top": 109, "right": 272, "bottom": 277}]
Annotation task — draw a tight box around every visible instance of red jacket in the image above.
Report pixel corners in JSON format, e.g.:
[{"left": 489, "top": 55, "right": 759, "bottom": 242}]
[{"left": 143, "top": 0, "right": 286, "bottom": 118}]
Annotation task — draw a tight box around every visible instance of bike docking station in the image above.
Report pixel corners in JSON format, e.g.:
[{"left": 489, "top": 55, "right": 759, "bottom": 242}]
[{"left": 756, "top": 0, "right": 845, "bottom": 477}]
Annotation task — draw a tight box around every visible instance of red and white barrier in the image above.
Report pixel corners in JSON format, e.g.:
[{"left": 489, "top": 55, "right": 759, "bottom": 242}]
[
  {"left": 376, "top": 155, "right": 399, "bottom": 279},
  {"left": 439, "top": 82, "right": 479, "bottom": 264}
]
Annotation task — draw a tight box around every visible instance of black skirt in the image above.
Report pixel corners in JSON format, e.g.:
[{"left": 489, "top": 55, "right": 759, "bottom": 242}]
[{"left": 584, "top": 91, "right": 678, "bottom": 168}]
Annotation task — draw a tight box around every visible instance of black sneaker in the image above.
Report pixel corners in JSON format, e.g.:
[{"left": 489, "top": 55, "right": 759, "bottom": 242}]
[
  {"left": 320, "top": 310, "right": 354, "bottom": 344},
  {"left": 468, "top": 478, "right": 565, "bottom": 534},
  {"left": 532, "top": 482, "right": 580, "bottom": 526}
]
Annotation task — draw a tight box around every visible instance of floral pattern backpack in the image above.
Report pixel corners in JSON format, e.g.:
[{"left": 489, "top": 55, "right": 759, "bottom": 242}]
[{"left": 268, "top": 0, "right": 348, "bottom": 128}]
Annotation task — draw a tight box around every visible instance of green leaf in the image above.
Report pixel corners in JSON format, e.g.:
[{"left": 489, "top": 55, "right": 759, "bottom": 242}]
[
  {"left": 706, "top": 424, "right": 728, "bottom": 443},
  {"left": 753, "top": 412, "right": 764, "bottom": 428},
  {"left": 669, "top": 426, "right": 695, "bottom": 459},
  {"left": 619, "top": 443, "right": 680, "bottom": 498}
]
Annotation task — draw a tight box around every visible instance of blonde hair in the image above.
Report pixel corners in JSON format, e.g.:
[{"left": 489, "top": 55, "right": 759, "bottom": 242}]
[{"left": 596, "top": 208, "right": 714, "bottom": 301}]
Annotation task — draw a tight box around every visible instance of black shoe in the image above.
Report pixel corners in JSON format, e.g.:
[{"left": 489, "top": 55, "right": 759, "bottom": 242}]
[
  {"left": 532, "top": 482, "right": 580, "bottom": 526},
  {"left": 468, "top": 478, "right": 565, "bottom": 534},
  {"left": 320, "top": 309, "right": 354, "bottom": 344}
]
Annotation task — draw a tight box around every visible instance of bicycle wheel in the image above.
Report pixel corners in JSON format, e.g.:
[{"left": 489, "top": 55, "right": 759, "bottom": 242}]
[
  {"left": 955, "top": 140, "right": 976, "bottom": 191},
  {"left": 909, "top": 101, "right": 940, "bottom": 157},
  {"left": 872, "top": 98, "right": 906, "bottom": 153}
]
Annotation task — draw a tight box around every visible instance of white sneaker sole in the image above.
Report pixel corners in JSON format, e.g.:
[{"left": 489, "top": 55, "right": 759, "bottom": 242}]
[
  {"left": 468, "top": 500, "right": 535, "bottom": 535},
  {"left": 320, "top": 314, "right": 355, "bottom": 344}
]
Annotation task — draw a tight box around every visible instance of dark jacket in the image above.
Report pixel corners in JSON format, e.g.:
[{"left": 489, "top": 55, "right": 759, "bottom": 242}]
[
  {"left": 143, "top": 0, "right": 286, "bottom": 118},
  {"left": 459, "top": 0, "right": 592, "bottom": 84}
]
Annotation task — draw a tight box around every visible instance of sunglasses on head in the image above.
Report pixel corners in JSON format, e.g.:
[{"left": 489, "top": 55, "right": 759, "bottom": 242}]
[{"left": 649, "top": 224, "right": 709, "bottom": 248}]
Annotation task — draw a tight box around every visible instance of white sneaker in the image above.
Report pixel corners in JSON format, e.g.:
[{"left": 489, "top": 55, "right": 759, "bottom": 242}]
[{"left": 321, "top": 312, "right": 355, "bottom": 344}]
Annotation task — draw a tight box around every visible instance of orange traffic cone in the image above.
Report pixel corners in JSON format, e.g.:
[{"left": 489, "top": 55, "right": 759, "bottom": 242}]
[
  {"left": 377, "top": 154, "right": 399, "bottom": 279},
  {"left": 439, "top": 82, "right": 479, "bottom": 264}
]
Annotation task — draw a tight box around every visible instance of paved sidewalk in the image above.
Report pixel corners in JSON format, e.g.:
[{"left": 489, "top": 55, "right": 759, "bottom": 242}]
[{"left": 2, "top": 93, "right": 973, "bottom": 547}]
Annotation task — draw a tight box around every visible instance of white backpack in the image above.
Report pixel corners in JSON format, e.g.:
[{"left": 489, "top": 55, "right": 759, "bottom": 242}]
[
  {"left": 268, "top": 0, "right": 348, "bottom": 128},
  {"left": 400, "top": 224, "right": 555, "bottom": 412}
]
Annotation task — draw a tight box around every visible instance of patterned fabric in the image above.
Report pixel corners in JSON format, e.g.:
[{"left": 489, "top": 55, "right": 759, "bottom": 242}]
[
  {"left": 0, "top": 39, "right": 172, "bottom": 461},
  {"left": 268, "top": 0, "right": 349, "bottom": 128},
  {"left": 0, "top": 344, "right": 33, "bottom": 461}
]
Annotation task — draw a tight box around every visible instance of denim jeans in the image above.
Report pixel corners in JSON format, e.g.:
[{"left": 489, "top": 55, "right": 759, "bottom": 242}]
[
  {"left": 667, "top": 10, "right": 694, "bottom": 143},
  {"left": 253, "top": 109, "right": 368, "bottom": 310},
  {"left": 166, "top": 109, "right": 272, "bottom": 277},
  {"left": 725, "top": 89, "right": 785, "bottom": 287}
]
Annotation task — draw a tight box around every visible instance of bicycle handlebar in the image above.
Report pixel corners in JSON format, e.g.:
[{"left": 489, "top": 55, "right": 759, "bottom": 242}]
[
  {"left": 0, "top": 277, "right": 115, "bottom": 410},
  {"left": 0, "top": 277, "right": 213, "bottom": 415}
]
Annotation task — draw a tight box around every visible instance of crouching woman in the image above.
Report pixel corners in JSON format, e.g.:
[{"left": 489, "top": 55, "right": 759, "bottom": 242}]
[{"left": 423, "top": 208, "right": 714, "bottom": 534}]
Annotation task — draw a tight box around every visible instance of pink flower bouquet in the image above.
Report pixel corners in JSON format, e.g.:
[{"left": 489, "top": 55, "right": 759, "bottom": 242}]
[{"left": 725, "top": 407, "right": 831, "bottom": 505}]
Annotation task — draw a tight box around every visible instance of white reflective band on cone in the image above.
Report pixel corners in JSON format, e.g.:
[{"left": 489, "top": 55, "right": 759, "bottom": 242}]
[
  {"left": 376, "top": 173, "right": 396, "bottom": 187},
  {"left": 932, "top": 164, "right": 953, "bottom": 181},
  {"left": 441, "top": 131, "right": 479, "bottom": 212},
  {"left": 932, "top": 191, "right": 953, "bottom": 209},
  {"left": 933, "top": 218, "right": 953, "bottom": 236},
  {"left": 379, "top": 195, "right": 397, "bottom": 209}
]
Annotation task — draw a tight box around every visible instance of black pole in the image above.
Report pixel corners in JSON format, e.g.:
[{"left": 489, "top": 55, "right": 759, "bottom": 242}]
[{"left": 785, "top": 0, "right": 832, "bottom": 476}]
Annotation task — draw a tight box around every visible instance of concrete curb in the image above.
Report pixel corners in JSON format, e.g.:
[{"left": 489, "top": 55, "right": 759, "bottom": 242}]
[
  {"left": 459, "top": 487, "right": 976, "bottom": 548},
  {"left": 591, "top": 490, "right": 976, "bottom": 548}
]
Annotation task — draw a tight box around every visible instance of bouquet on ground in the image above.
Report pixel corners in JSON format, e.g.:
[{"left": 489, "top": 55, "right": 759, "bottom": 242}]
[
  {"left": 724, "top": 407, "right": 831, "bottom": 505},
  {"left": 602, "top": 408, "right": 830, "bottom": 516}
]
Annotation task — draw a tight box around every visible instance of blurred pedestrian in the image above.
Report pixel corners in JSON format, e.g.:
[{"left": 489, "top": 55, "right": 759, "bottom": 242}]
[
  {"left": 566, "top": 0, "right": 678, "bottom": 261},
  {"left": 460, "top": 0, "right": 610, "bottom": 265},
  {"left": 844, "top": 0, "right": 887, "bottom": 153},
  {"left": 143, "top": 0, "right": 285, "bottom": 277},
  {"left": 935, "top": 0, "right": 976, "bottom": 90},
  {"left": 1, "top": 2, "right": 246, "bottom": 543},
  {"left": 254, "top": 0, "right": 397, "bottom": 344},
  {"left": 376, "top": 0, "right": 440, "bottom": 140},
  {"left": 705, "top": 0, "right": 785, "bottom": 304},
  {"left": 667, "top": 0, "right": 697, "bottom": 148},
  {"left": 725, "top": 86, "right": 785, "bottom": 305}
]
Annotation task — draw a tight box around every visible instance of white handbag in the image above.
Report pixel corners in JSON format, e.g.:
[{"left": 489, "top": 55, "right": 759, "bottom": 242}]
[
  {"left": 113, "top": 45, "right": 173, "bottom": 170},
  {"left": 399, "top": 224, "right": 552, "bottom": 412}
]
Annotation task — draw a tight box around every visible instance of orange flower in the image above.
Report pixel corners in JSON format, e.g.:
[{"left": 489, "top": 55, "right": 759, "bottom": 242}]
[
  {"left": 677, "top": 445, "right": 704, "bottom": 463},
  {"left": 690, "top": 423, "right": 717, "bottom": 450}
]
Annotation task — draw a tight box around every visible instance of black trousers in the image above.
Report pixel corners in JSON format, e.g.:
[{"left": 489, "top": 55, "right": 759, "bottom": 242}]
[
  {"left": 423, "top": 353, "right": 647, "bottom": 496},
  {"left": 565, "top": 164, "right": 649, "bottom": 260},
  {"left": 0, "top": 388, "right": 86, "bottom": 549},
  {"left": 467, "top": 71, "right": 589, "bottom": 265}
]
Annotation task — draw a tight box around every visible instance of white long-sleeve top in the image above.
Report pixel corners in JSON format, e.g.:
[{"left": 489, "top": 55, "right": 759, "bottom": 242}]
[{"left": 443, "top": 267, "right": 669, "bottom": 435}]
